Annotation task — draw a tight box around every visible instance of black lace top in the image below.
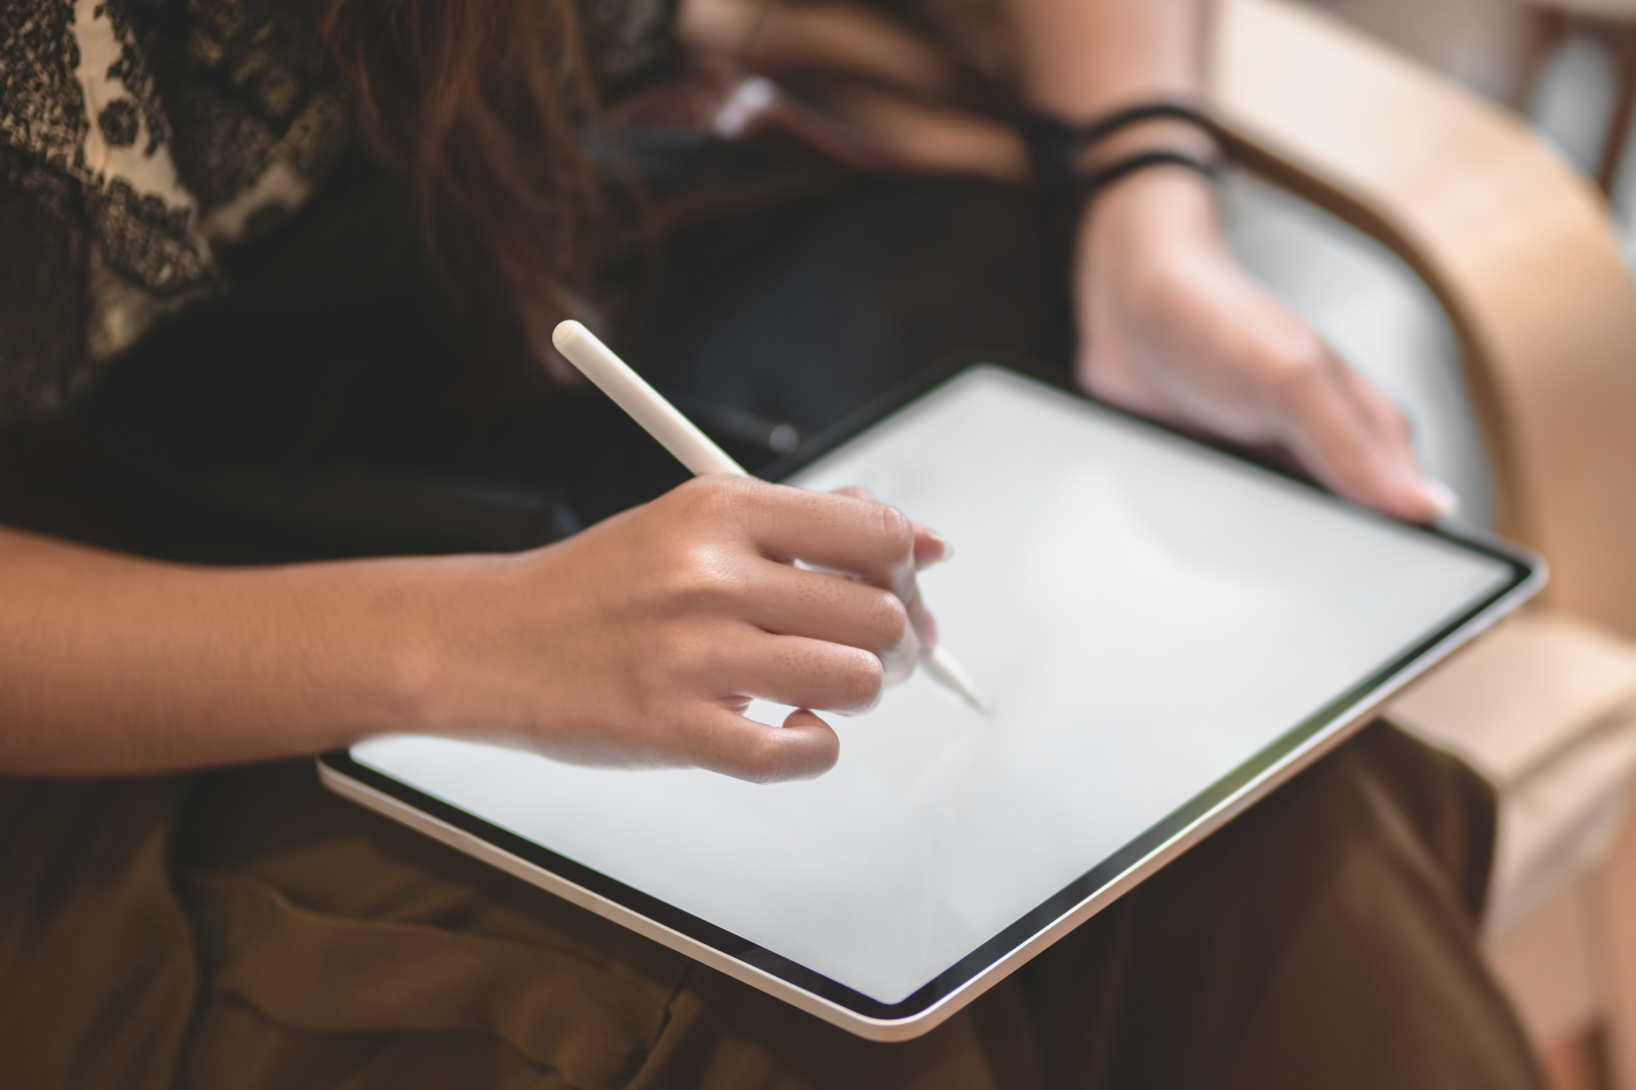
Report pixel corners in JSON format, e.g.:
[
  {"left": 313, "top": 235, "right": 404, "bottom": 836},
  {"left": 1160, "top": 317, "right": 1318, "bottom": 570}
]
[{"left": 0, "top": 0, "right": 679, "bottom": 420}]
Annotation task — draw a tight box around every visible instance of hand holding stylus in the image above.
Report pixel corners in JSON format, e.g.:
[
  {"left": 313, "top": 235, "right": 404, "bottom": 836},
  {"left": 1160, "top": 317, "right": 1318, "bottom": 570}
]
[{"left": 551, "top": 320, "right": 988, "bottom": 714}]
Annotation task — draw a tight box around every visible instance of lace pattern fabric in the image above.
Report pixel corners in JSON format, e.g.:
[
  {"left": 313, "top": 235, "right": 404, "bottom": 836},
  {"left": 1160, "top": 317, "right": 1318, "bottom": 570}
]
[
  {"left": 0, "top": 0, "right": 684, "bottom": 420},
  {"left": 0, "top": 0, "right": 354, "bottom": 418}
]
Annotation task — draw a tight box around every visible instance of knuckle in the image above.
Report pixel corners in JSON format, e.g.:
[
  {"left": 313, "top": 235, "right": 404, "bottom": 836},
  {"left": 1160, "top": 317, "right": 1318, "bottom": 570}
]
[
  {"left": 1265, "top": 353, "right": 1326, "bottom": 405},
  {"left": 867, "top": 591, "right": 911, "bottom": 653},
  {"left": 731, "top": 731, "right": 787, "bottom": 784},
  {"left": 838, "top": 650, "right": 885, "bottom": 712},
  {"left": 1262, "top": 334, "right": 1335, "bottom": 391},
  {"left": 661, "top": 545, "right": 743, "bottom": 611},
  {"left": 876, "top": 505, "right": 915, "bottom": 562},
  {"left": 670, "top": 475, "right": 716, "bottom": 510},
  {"left": 678, "top": 473, "right": 753, "bottom": 519}
]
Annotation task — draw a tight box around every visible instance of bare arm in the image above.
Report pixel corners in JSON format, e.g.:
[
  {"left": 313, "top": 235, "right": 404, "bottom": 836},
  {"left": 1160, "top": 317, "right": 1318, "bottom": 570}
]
[
  {"left": 1007, "top": 0, "right": 1452, "bottom": 522},
  {"left": 1010, "top": 0, "right": 1208, "bottom": 123},
  {"left": 0, "top": 528, "right": 427, "bottom": 774},
  {"left": 0, "top": 477, "right": 946, "bottom": 781}
]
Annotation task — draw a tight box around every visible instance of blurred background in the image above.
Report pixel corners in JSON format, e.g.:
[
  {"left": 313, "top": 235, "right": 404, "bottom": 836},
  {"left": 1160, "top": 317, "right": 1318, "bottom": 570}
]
[
  {"left": 1208, "top": 4, "right": 1636, "bottom": 1089},
  {"left": 1312, "top": 0, "right": 1636, "bottom": 217}
]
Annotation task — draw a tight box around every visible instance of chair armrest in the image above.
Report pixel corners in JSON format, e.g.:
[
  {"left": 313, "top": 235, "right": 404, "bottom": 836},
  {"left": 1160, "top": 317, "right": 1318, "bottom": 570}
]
[{"left": 1209, "top": 0, "right": 1636, "bottom": 638}]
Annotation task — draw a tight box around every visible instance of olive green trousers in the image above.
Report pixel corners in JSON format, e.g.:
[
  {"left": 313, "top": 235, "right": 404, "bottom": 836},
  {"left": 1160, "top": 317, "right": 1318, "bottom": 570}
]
[{"left": 0, "top": 721, "right": 1544, "bottom": 1089}]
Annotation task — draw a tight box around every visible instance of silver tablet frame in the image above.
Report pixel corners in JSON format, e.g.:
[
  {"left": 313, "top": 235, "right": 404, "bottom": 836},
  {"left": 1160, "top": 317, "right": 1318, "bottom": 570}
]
[{"left": 319, "top": 362, "right": 1546, "bottom": 1041}]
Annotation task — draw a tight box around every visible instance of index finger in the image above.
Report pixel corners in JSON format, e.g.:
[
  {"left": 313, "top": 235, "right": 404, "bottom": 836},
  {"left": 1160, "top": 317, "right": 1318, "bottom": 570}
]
[
  {"left": 729, "top": 479, "right": 923, "bottom": 607},
  {"left": 830, "top": 486, "right": 954, "bottom": 570}
]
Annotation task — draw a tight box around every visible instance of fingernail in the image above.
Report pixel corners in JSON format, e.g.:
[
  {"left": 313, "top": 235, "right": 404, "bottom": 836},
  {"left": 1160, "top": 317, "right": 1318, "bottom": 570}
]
[
  {"left": 932, "top": 534, "right": 955, "bottom": 563},
  {"left": 1421, "top": 479, "right": 1459, "bottom": 516}
]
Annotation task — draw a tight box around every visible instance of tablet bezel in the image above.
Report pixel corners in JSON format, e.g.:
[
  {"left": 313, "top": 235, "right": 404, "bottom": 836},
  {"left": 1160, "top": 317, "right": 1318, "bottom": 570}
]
[{"left": 318, "top": 357, "right": 1543, "bottom": 1041}]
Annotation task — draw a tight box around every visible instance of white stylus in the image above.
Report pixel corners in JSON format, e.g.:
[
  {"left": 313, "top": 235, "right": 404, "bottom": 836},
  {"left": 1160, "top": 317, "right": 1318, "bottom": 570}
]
[{"left": 552, "top": 319, "right": 991, "bottom": 715}]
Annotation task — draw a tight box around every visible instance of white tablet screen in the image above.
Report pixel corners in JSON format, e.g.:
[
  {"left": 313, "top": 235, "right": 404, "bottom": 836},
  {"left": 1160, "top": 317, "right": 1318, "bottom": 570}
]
[{"left": 353, "top": 366, "right": 1514, "bottom": 1005}]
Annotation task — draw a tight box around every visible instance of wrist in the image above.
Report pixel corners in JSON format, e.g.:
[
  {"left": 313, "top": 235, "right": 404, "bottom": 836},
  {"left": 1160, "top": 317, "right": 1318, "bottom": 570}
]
[
  {"left": 354, "top": 552, "right": 533, "bottom": 742},
  {"left": 1073, "top": 117, "right": 1218, "bottom": 176},
  {"left": 1078, "top": 166, "right": 1224, "bottom": 273},
  {"left": 277, "top": 554, "right": 503, "bottom": 745},
  {"left": 1071, "top": 168, "right": 1234, "bottom": 399},
  {"left": 1022, "top": 101, "right": 1224, "bottom": 193}
]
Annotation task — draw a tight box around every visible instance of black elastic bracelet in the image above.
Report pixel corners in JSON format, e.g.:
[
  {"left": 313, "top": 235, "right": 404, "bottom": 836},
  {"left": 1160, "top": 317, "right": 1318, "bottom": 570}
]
[
  {"left": 1017, "top": 100, "right": 1228, "bottom": 194},
  {"left": 1077, "top": 149, "right": 1223, "bottom": 203},
  {"left": 1073, "top": 101, "right": 1228, "bottom": 155}
]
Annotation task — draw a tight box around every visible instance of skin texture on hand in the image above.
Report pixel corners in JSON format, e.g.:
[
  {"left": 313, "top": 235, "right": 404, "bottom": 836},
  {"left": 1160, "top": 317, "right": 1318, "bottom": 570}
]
[
  {"left": 415, "top": 476, "right": 950, "bottom": 784},
  {"left": 1075, "top": 172, "right": 1452, "bottom": 523}
]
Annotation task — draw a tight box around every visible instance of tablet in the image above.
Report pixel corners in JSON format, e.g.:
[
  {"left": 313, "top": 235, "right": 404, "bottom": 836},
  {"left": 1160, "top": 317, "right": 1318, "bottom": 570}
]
[{"left": 319, "top": 363, "right": 1542, "bottom": 1041}]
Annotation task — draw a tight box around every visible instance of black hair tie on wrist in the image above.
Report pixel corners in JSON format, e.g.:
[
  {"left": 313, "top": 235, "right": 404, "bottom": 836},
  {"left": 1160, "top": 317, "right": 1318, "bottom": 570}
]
[
  {"left": 1018, "top": 100, "right": 1229, "bottom": 200},
  {"left": 1076, "top": 148, "right": 1223, "bottom": 203}
]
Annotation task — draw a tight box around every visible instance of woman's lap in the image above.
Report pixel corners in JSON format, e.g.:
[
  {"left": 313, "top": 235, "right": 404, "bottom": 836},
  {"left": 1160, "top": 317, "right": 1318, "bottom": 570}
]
[{"left": 0, "top": 721, "right": 1542, "bottom": 1089}]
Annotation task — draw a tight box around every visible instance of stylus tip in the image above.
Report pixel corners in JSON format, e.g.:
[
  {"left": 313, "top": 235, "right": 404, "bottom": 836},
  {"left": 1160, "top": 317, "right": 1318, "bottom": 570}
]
[{"left": 921, "top": 645, "right": 992, "bottom": 717}]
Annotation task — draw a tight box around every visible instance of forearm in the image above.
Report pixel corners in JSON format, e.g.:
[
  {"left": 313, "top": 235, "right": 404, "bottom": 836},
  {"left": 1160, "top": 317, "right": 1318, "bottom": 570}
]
[
  {"left": 1008, "top": 0, "right": 1208, "bottom": 121},
  {"left": 1006, "top": 0, "right": 1220, "bottom": 258},
  {"left": 0, "top": 526, "right": 440, "bottom": 776}
]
